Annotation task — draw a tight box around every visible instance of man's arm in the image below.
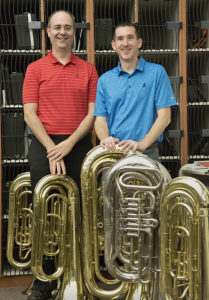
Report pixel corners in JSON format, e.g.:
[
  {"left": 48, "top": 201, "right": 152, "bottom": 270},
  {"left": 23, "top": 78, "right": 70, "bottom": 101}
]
[
  {"left": 94, "top": 116, "right": 119, "bottom": 151},
  {"left": 119, "top": 107, "right": 171, "bottom": 154},
  {"left": 24, "top": 103, "right": 55, "bottom": 149},
  {"left": 47, "top": 102, "right": 96, "bottom": 160},
  {"left": 24, "top": 102, "right": 66, "bottom": 175}
]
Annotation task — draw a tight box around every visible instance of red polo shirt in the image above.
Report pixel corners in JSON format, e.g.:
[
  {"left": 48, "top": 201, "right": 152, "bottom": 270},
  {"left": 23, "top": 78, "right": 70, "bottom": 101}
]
[{"left": 23, "top": 51, "right": 98, "bottom": 134}]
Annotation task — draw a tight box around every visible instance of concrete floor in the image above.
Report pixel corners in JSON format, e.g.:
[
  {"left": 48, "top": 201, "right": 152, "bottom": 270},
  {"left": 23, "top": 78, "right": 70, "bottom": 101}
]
[
  {"left": 0, "top": 286, "right": 28, "bottom": 300},
  {"left": 0, "top": 285, "right": 125, "bottom": 300}
]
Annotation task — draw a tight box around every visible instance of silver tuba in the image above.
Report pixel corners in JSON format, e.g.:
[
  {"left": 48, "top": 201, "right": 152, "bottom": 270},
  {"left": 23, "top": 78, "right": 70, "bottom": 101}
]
[{"left": 103, "top": 153, "right": 172, "bottom": 299}]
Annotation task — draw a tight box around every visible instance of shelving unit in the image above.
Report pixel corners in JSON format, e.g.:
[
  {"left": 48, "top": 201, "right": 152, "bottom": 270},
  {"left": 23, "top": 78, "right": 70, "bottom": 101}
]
[
  {"left": 139, "top": 0, "right": 181, "bottom": 177},
  {"left": 0, "top": 0, "right": 208, "bottom": 287},
  {"left": 0, "top": 0, "right": 43, "bottom": 287},
  {"left": 187, "top": 0, "right": 209, "bottom": 163}
]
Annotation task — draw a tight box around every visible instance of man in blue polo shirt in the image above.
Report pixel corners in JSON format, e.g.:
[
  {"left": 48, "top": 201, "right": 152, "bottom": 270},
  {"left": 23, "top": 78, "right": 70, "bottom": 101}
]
[{"left": 94, "top": 22, "right": 177, "bottom": 160}]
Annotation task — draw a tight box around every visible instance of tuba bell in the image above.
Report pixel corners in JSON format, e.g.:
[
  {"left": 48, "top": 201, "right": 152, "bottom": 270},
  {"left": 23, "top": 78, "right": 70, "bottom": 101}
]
[
  {"left": 102, "top": 153, "right": 172, "bottom": 299},
  {"left": 160, "top": 176, "right": 209, "bottom": 300}
]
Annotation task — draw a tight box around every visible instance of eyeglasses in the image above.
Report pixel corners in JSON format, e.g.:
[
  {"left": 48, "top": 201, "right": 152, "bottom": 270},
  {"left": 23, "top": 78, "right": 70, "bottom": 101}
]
[{"left": 50, "top": 25, "right": 74, "bottom": 32}]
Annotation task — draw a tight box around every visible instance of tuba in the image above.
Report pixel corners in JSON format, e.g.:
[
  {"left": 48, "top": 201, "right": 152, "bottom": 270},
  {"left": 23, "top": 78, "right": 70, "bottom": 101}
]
[
  {"left": 31, "top": 174, "right": 85, "bottom": 299},
  {"left": 81, "top": 145, "right": 130, "bottom": 299},
  {"left": 102, "top": 153, "right": 171, "bottom": 299},
  {"left": 81, "top": 145, "right": 171, "bottom": 299},
  {"left": 160, "top": 176, "right": 209, "bottom": 300},
  {"left": 7, "top": 172, "right": 85, "bottom": 299},
  {"left": 7, "top": 172, "right": 32, "bottom": 269}
]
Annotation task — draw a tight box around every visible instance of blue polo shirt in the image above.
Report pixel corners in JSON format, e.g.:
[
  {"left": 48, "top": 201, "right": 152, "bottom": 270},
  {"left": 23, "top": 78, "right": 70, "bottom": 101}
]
[{"left": 94, "top": 56, "right": 177, "bottom": 142}]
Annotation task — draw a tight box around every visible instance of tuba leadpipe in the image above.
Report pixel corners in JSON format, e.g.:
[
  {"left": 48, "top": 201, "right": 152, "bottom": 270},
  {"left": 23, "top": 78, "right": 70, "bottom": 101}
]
[
  {"left": 103, "top": 154, "right": 171, "bottom": 299},
  {"left": 160, "top": 176, "right": 209, "bottom": 300},
  {"left": 7, "top": 172, "right": 32, "bottom": 269}
]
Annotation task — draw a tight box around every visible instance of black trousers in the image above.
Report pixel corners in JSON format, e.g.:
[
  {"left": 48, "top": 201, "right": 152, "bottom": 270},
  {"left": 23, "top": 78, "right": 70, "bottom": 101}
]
[
  {"left": 28, "top": 134, "right": 92, "bottom": 193},
  {"left": 28, "top": 134, "right": 92, "bottom": 287},
  {"left": 143, "top": 142, "right": 159, "bottom": 161}
]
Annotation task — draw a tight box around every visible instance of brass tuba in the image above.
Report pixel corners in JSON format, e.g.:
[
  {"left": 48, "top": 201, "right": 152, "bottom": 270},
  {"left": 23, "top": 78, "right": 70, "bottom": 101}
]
[
  {"left": 102, "top": 153, "right": 172, "bottom": 299},
  {"left": 7, "top": 172, "right": 32, "bottom": 269},
  {"left": 31, "top": 174, "right": 85, "bottom": 299},
  {"left": 81, "top": 145, "right": 130, "bottom": 299},
  {"left": 160, "top": 176, "right": 209, "bottom": 300},
  {"left": 7, "top": 172, "right": 85, "bottom": 299}
]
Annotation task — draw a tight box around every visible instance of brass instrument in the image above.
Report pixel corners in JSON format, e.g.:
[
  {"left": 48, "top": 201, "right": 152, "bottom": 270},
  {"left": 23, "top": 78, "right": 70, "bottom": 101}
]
[
  {"left": 160, "top": 176, "right": 209, "bottom": 300},
  {"left": 102, "top": 153, "right": 172, "bottom": 299},
  {"left": 6, "top": 148, "right": 209, "bottom": 300},
  {"left": 81, "top": 145, "right": 130, "bottom": 299},
  {"left": 179, "top": 162, "right": 209, "bottom": 189},
  {"left": 7, "top": 172, "right": 32, "bottom": 269},
  {"left": 7, "top": 172, "right": 85, "bottom": 299},
  {"left": 31, "top": 174, "right": 85, "bottom": 299}
]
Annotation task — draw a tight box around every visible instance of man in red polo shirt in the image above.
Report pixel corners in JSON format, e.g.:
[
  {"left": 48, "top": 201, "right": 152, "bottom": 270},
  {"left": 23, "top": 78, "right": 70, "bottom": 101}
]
[{"left": 23, "top": 10, "right": 98, "bottom": 300}]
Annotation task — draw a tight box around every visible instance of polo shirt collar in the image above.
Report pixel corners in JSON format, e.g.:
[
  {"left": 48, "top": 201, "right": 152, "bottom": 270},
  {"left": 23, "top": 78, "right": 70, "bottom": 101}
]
[
  {"left": 48, "top": 50, "right": 76, "bottom": 65},
  {"left": 116, "top": 56, "right": 145, "bottom": 76}
]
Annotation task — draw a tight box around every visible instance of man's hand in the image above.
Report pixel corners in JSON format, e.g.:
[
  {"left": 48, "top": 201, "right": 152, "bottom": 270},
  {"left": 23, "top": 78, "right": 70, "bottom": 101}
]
[
  {"left": 47, "top": 139, "right": 75, "bottom": 161},
  {"left": 100, "top": 136, "right": 120, "bottom": 151},
  {"left": 49, "top": 158, "right": 66, "bottom": 175},
  {"left": 119, "top": 140, "right": 146, "bottom": 155}
]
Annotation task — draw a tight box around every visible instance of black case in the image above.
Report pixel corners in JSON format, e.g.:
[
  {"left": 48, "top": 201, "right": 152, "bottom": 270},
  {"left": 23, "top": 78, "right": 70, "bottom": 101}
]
[
  {"left": 95, "top": 19, "right": 113, "bottom": 50},
  {"left": 0, "top": 65, "right": 13, "bottom": 105},
  {"left": 10, "top": 72, "right": 24, "bottom": 105},
  {"left": 2, "top": 181, "right": 11, "bottom": 215},
  {"left": 2, "top": 112, "right": 25, "bottom": 159},
  {"left": 15, "top": 12, "right": 40, "bottom": 50}
]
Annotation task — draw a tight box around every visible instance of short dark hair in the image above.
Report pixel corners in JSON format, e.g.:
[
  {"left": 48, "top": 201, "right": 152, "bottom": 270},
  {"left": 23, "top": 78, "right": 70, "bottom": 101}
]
[
  {"left": 112, "top": 22, "right": 140, "bottom": 40},
  {"left": 47, "top": 10, "right": 75, "bottom": 28}
]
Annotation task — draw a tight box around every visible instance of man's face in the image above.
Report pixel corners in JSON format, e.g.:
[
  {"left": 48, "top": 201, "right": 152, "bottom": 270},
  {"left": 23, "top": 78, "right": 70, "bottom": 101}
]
[
  {"left": 112, "top": 26, "right": 142, "bottom": 63},
  {"left": 46, "top": 12, "right": 75, "bottom": 50}
]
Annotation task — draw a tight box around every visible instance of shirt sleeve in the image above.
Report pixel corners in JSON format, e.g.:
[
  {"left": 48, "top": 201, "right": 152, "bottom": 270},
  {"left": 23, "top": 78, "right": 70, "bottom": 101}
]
[
  {"left": 88, "top": 65, "right": 98, "bottom": 103},
  {"left": 22, "top": 62, "right": 40, "bottom": 104},
  {"left": 94, "top": 76, "right": 108, "bottom": 117},
  {"left": 155, "top": 66, "right": 177, "bottom": 110}
]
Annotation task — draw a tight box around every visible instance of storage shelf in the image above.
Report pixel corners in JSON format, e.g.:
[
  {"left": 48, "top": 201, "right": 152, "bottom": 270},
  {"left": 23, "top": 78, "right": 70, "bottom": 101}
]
[
  {"left": 188, "top": 48, "right": 209, "bottom": 52},
  {"left": 189, "top": 155, "right": 209, "bottom": 159},
  {"left": 141, "top": 49, "right": 179, "bottom": 53},
  {"left": 160, "top": 156, "right": 181, "bottom": 160},
  {"left": 2, "top": 159, "right": 29, "bottom": 165},
  {"left": 2, "top": 265, "right": 32, "bottom": 277},
  {"left": 188, "top": 102, "right": 209, "bottom": 106},
  {"left": 2, "top": 105, "right": 23, "bottom": 109},
  {"left": 0, "top": 49, "right": 42, "bottom": 54},
  {"left": 95, "top": 49, "right": 179, "bottom": 54},
  {"left": 1, "top": 49, "right": 88, "bottom": 55}
]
